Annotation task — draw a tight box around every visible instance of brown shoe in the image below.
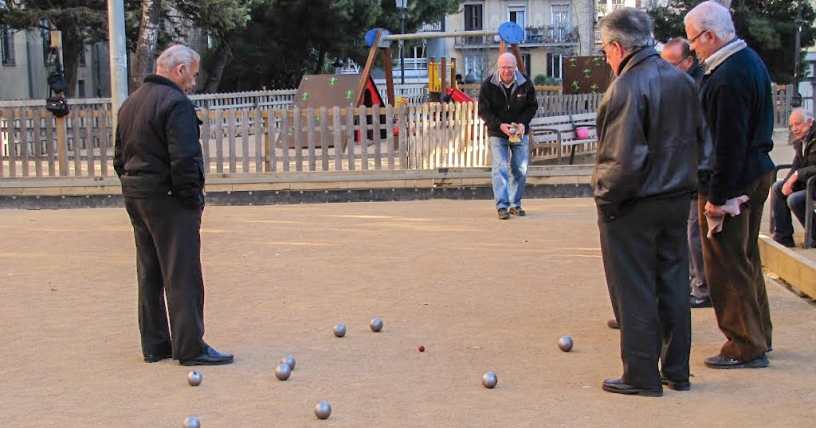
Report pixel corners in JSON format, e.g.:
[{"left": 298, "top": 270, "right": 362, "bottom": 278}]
[
  {"left": 607, "top": 318, "right": 619, "bottom": 330},
  {"left": 509, "top": 207, "right": 526, "bottom": 216},
  {"left": 497, "top": 208, "right": 510, "bottom": 220}
]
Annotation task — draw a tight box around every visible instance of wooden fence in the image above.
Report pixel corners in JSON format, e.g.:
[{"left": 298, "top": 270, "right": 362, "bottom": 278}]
[{"left": 0, "top": 85, "right": 798, "bottom": 179}]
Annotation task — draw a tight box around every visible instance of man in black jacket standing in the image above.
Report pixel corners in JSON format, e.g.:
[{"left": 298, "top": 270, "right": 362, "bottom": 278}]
[
  {"left": 594, "top": 8, "right": 707, "bottom": 396},
  {"left": 114, "top": 45, "right": 233, "bottom": 366},
  {"left": 685, "top": 0, "right": 774, "bottom": 369},
  {"left": 478, "top": 52, "right": 538, "bottom": 220},
  {"left": 772, "top": 108, "right": 816, "bottom": 248}
]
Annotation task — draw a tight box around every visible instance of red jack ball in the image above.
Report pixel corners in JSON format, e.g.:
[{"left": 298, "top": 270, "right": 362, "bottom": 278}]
[{"left": 418, "top": 345, "right": 425, "bottom": 352}]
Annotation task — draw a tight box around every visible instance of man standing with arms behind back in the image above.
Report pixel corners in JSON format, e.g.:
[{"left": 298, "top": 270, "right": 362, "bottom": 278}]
[
  {"left": 593, "top": 8, "right": 707, "bottom": 396},
  {"left": 685, "top": 0, "right": 775, "bottom": 369},
  {"left": 114, "top": 45, "right": 233, "bottom": 366},
  {"left": 478, "top": 52, "right": 538, "bottom": 220}
]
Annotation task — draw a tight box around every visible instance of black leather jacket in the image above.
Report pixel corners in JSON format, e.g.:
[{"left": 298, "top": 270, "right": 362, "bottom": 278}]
[
  {"left": 114, "top": 75, "right": 205, "bottom": 209},
  {"left": 591, "top": 47, "right": 707, "bottom": 221}
]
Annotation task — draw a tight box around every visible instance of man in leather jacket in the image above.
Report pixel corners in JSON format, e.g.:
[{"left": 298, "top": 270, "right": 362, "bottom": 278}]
[
  {"left": 593, "top": 8, "right": 707, "bottom": 397},
  {"left": 772, "top": 108, "right": 816, "bottom": 247},
  {"left": 114, "top": 45, "right": 233, "bottom": 366}
]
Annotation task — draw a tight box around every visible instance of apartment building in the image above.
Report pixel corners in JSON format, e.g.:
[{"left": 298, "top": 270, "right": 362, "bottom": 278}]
[
  {"left": 0, "top": 27, "right": 110, "bottom": 101},
  {"left": 427, "top": 0, "right": 661, "bottom": 84}
]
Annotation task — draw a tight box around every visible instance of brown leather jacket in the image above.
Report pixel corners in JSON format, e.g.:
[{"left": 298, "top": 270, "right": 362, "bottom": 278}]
[{"left": 591, "top": 47, "right": 708, "bottom": 221}]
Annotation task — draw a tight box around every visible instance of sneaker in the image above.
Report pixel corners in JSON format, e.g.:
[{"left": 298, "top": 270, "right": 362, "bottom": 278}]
[
  {"left": 508, "top": 207, "right": 526, "bottom": 216},
  {"left": 690, "top": 296, "right": 712, "bottom": 308},
  {"left": 497, "top": 208, "right": 510, "bottom": 220},
  {"left": 704, "top": 353, "right": 769, "bottom": 369}
]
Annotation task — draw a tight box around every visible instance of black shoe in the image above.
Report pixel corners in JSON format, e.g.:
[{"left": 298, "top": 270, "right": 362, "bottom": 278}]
[
  {"left": 143, "top": 342, "right": 172, "bottom": 363},
  {"left": 766, "top": 346, "right": 773, "bottom": 353},
  {"left": 660, "top": 375, "right": 691, "bottom": 391},
  {"left": 180, "top": 346, "right": 234, "bottom": 366},
  {"left": 607, "top": 318, "right": 619, "bottom": 330},
  {"left": 497, "top": 208, "right": 510, "bottom": 220},
  {"left": 773, "top": 237, "right": 796, "bottom": 248},
  {"left": 602, "top": 378, "right": 663, "bottom": 397},
  {"left": 704, "top": 354, "right": 768, "bottom": 369},
  {"left": 508, "top": 207, "right": 526, "bottom": 216},
  {"left": 690, "top": 296, "right": 712, "bottom": 308}
]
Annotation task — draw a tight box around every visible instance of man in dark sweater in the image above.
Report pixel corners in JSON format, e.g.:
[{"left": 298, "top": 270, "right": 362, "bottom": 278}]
[
  {"left": 478, "top": 52, "right": 538, "bottom": 220},
  {"left": 115, "top": 45, "right": 233, "bottom": 366},
  {"left": 685, "top": 0, "right": 774, "bottom": 369}
]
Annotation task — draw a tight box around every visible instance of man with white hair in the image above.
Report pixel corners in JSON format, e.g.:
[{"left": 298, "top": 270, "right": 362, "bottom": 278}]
[
  {"left": 685, "top": 0, "right": 775, "bottom": 369},
  {"left": 772, "top": 108, "right": 816, "bottom": 247},
  {"left": 478, "top": 52, "right": 538, "bottom": 220},
  {"left": 593, "top": 7, "right": 706, "bottom": 396},
  {"left": 115, "top": 45, "right": 234, "bottom": 366}
]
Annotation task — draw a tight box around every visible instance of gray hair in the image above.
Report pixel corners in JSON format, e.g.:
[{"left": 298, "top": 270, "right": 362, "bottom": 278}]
[
  {"left": 156, "top": 45, "right": 200, "bottom": 73},
  {"left": 684, "top": 1, "right": 736, "bottom": 40},
  {"left": 599, "top": 8, "right": 654, "bottom": 51},
  {"left": 791, "top": 108, "right": 814, "bottom": 122}
]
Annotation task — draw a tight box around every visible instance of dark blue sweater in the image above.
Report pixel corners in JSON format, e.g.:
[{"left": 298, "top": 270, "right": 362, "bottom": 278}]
[{"left": 699, "top": 47, "right": 775, "bottom": 205}]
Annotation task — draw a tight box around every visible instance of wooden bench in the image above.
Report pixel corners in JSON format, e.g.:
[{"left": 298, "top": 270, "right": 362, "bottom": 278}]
[{"left": 528, "top": 113, "right": 598, "bottom": 164}]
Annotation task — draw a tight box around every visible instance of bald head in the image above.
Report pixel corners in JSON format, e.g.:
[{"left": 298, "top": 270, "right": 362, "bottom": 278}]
[{"left": 497, "top": 53, "right": 518, "bottom": 84}]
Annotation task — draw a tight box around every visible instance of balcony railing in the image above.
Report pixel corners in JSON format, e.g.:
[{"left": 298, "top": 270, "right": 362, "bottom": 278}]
[
  {"left": 455, "top": 26, "right": 579, "bottom": 48},
  {"left": 419, "top": 21, "right": 443, "bottom": 32}
]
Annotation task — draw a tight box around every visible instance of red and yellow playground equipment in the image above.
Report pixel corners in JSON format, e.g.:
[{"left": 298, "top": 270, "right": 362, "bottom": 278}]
[{"left": 427, "top": 57, "right": 474, "bottom": 103}]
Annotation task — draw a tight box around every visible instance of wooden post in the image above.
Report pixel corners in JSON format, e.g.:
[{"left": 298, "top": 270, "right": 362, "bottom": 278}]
[
  {"left": 51, "top": 30, "right": 68, "bottom": 176},
  {"left": 511, "top": 45, "right": 526, "bottom": 74},
  {"left": 450, "top": 58, "right": 457, "bottom": 88},
  {"left": 440, "top": 57, "right": 447, "bottom": 98},
  {"left": 383, "top": 47, "right": 396, "bottom": 106}
]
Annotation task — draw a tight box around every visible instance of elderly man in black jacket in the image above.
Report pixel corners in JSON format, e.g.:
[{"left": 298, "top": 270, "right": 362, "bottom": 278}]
[
  {"left": 593, "top": 8, "right": 707, "bottom": 396},
  {"left": 772, "top": 108, "right": 816, "bottom": 248},
  {"left": 478, "top": 52, "right": 538, "bottom": 220},
  {"left": 114, "top": 45, "right": 233, "bottom": 366}
]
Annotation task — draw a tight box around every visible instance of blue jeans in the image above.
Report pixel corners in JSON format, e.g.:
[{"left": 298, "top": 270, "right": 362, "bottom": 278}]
[
  {"left": 489, "top": 135, "right": 529, "bottom": 210},
  {"left": 771, "top": 180, "right": 813, "bottom": 240},
  {"left": 687, "top": 196, "right": 707, "bottom": 299}
]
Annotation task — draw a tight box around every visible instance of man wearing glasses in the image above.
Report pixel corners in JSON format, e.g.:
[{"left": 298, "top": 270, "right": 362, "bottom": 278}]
[
  {"left": 684, "top": 0, "right": 775, "bottom": 369},
  {"left": 593, "top": 8, "right": 707, "bottom": 396}
]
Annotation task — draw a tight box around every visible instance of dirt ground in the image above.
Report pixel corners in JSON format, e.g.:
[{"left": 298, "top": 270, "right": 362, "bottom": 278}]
[{"left": 1, "top": 198, "right": 814, "bottom": 428}]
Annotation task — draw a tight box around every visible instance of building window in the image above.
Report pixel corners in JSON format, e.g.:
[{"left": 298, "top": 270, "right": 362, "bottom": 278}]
[
  {"left": 78, "top": 46, "right": 86, "bottom": 67},
  {"left": 1, "top": 27, "right": 15, "bottom": 65},
  {"left": 77, "top": 80, "right": 86, "bottom": 98},
  {"left": 547, "top": 53, "right": 562, "bottom": 79},
  {"left": 508, "top": 6, "right": 526, "bottom": 33},
  {"left": 464, "top": 4, "right": 483, "bottom": 31},
  {"left": 611, "top": 0, "right": 624, "bottom": 9}
]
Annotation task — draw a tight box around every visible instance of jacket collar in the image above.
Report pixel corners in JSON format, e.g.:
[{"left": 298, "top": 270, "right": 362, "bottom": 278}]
[
  {"left": 143, "top": 74, "right": 184, "bottom": 94},
  {"left": 703, "top": 38, "right": 747, "bottom": 75},
  {"left": 490, "top": 70, "right": 527, "bottom": 88},
  {"left": 618, "top": 47, "right": 659, "bottom": 75}
]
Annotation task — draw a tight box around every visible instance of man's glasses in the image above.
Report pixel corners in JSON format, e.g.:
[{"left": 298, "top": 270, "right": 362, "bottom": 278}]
[
  {"left": 689, "top": 30, "right": 708, "bottom": 44},
  {"left": 598, "top": 40, "right": 615, "bottom": 60}
]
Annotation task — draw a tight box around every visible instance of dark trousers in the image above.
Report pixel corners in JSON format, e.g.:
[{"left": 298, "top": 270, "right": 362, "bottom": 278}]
[
  {"left": 771, "top": 180, "right": 815, "bottom": 242},
  {"left": 599, "top": 196, "right": 691, "bottom": 388},
  {"left": 688, "top": 196, "right": 708, "bottom": 299},
  {"left": 125, "top": 195, "right": 206, "bottom": 361},
  {"left": 698, "top": 172, "right": 773, "bottom": 361}
]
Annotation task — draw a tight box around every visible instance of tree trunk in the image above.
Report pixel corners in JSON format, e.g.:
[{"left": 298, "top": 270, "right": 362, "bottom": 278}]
[
  {"left": 130, "top": 0, "right": 162, "bottom": 92},
  {"left": 202, "top": 40, "right": 233, "bottom": 93}
]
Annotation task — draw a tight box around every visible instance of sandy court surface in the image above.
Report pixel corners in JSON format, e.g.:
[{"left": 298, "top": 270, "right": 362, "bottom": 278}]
[{"left": 0, "top": 198, "right": 814, "bottom": 427}]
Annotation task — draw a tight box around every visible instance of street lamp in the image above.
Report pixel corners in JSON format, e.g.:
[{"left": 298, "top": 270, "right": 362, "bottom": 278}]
[
  {"left": 792, "top": 0, "right": 804, "bottom": 108},
  {"left": 396, "top": 0, "right": 408, "bottom": 85}
]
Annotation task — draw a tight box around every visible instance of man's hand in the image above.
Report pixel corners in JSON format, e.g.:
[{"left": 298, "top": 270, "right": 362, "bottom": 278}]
[
  {"left": 499, "top": 123, "right": 525, "bottom": 138},
  {"left": 782, "top": 173, "right": 798, "bottom": 196},
  {"left": 499, "top": 123, "right": 513, "bottom": 137},
  {"left": 704, "top": 201, "right": 726, "bottom": 217}
]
